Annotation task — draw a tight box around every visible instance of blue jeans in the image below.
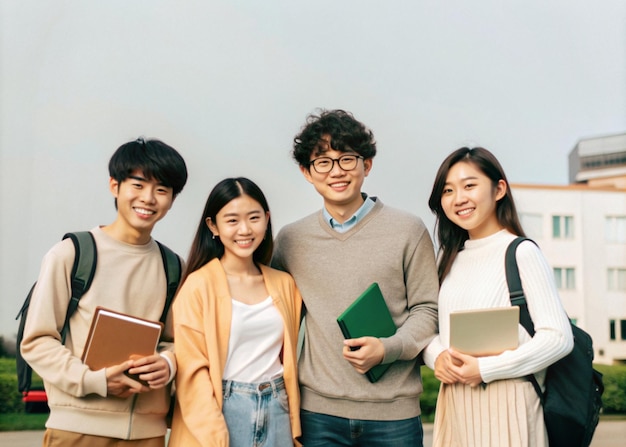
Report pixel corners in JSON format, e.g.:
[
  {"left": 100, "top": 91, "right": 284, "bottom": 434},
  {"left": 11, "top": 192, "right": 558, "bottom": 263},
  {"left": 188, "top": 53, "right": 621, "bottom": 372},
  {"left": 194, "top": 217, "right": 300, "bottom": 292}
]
[
  {"left": 222, "top": 377, "right": 292, "bottom": 447},
  {"left": 301, "top": 409, "right": 423, "bottom": 447}
]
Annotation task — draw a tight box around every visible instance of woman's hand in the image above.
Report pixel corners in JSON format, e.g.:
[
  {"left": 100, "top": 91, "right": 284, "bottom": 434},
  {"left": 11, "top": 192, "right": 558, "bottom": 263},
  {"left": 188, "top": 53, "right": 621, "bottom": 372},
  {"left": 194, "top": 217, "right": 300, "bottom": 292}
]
[
  {"left": 433, "top": 350, "right": 462, "bottom": 384},
  {"left": 446, "top": 349, "right": 484, "bottom": 387}
]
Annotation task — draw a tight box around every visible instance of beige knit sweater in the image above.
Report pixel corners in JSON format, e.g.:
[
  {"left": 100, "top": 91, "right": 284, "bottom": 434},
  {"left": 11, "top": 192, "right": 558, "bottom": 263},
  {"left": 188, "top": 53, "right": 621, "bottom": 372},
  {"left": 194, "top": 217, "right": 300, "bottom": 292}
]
[{"left": 21, "top": 226, "right": 177, "bottom": 439}]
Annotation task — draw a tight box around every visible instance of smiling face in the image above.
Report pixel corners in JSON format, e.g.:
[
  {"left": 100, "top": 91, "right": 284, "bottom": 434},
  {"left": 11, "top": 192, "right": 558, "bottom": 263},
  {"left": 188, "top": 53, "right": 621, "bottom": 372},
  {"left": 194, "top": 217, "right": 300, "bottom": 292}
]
[
  {"left": 108, "top": 169, "right": 174, "bottom": 243},
  {"left": 207, "top": 193, "right": 269, "bottom": 263},
  {"left": 300, "top": 135, "right": 373, "bottom": 222},
  {"left": 441, "top": 161, "right": 507, "bottom": 240}
]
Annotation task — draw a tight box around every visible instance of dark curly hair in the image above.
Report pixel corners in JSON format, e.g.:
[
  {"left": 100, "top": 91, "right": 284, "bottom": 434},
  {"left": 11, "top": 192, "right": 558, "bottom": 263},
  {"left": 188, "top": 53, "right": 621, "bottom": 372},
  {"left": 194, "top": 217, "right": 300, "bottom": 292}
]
[{"left": 292, "top": 109, "right": 377, "bottom": 167}]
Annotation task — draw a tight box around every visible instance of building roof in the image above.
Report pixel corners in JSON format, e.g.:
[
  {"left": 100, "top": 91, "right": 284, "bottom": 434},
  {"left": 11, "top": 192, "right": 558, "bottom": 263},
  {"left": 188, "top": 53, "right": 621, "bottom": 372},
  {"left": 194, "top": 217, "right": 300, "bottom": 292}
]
[
  {"left": 575, "top": 133, "right": 626, "bottom": 156},
  {"left": 510, "top": 182, "right": 626, "bottom": 193}
]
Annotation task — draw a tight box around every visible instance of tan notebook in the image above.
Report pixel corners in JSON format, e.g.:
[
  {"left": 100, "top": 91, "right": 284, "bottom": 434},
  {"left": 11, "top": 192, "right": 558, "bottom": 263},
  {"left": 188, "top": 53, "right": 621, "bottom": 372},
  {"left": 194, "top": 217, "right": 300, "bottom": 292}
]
[
  {"left": 82, "top": 307, "right": 162, "bottom": 383},
  {"left": 449, "top": 306, "right": 519, "bottom": 356}
]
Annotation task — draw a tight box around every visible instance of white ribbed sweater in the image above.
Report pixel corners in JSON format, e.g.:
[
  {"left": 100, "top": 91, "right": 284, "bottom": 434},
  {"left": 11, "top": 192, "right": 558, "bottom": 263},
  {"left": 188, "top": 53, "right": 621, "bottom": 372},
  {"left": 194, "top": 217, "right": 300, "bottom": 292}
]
[{"left": 423, "top": 230, "right": 573, "bottom": 385}]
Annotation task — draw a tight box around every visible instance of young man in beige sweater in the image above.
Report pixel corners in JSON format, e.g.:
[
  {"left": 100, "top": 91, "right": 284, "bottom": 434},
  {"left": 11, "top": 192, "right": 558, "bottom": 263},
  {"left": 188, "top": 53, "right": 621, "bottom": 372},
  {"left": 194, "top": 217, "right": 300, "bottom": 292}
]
[{"left": 21, "top": 138, "right": 187, "bottom": 446}]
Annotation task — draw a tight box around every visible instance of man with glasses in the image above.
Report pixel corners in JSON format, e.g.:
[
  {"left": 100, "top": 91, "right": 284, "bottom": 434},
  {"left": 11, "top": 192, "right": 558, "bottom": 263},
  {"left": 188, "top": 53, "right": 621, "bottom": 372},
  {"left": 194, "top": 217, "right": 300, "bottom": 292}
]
[{"left": 272, "top": 109, "right": 439, "bottom": 446}]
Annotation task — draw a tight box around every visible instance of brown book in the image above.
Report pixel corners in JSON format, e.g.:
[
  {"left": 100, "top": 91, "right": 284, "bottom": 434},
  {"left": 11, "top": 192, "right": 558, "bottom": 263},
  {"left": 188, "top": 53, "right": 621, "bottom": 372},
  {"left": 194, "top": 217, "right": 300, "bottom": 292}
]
[{"left": 82, "top": 307, "right": 162, "bottom": 385}]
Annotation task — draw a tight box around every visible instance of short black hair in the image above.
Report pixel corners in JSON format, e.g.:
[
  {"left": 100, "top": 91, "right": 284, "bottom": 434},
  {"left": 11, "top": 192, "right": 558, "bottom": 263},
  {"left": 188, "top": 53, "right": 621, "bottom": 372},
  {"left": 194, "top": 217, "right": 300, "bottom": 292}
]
[
  {"left": 109, "top": 137, "right": 188, "bottom": 196},
  {"left": 292, "top": 109, "right": 377, "bottom": 167}
]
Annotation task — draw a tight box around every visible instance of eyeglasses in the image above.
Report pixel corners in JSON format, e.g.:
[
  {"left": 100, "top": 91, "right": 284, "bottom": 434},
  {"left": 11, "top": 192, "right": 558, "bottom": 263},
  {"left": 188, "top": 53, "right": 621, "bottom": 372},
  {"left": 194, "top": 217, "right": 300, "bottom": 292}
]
[{"left": 309, "top": 155, "right": 364, "bottom": 174}]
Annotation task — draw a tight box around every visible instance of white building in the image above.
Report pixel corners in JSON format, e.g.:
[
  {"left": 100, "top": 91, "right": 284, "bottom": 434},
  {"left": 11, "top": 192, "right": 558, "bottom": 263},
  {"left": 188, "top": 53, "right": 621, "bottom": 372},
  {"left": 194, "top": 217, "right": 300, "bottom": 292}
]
[{"left": 511, "top": 133, "right": 626, "bottom": 365}]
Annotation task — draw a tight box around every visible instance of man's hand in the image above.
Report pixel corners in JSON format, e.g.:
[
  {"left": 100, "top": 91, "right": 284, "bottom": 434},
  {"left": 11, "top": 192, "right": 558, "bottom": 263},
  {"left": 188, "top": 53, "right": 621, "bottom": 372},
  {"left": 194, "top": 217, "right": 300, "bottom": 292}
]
[
  {"left": 342, "top": 337, "right": 385, "bottom": 375},
  {"left": 127, "top": 353, "right": 170, "bottom": 389},
  {"left": 106, "top": 361, "right": 148, "bottom": 398}
]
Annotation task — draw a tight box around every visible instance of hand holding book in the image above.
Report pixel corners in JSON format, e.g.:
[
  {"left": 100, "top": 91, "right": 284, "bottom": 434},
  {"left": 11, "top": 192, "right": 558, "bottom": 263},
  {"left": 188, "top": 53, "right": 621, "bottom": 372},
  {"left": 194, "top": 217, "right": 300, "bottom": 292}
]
[
  {"left": 342, "top": 336, "right": 386, "bottom": 376},
  {"left": 336, "top": 283, "right": 397, "bottom": 383},
  {"left": 105, "top": 358, "right": 149, "bottom": 398},
  {"left": 82, "top": 307, "right": 163, "bottom": 387},
  {"left": 126, "top": 353, "right": 172, "bottom": 389}
]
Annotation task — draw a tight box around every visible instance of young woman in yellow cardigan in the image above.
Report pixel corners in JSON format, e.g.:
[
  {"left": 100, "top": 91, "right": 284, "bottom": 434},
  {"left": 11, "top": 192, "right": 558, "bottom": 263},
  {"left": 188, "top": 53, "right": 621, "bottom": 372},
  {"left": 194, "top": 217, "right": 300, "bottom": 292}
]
[{"left": 169, "top": 177, "right": 302, "bottom": 447}]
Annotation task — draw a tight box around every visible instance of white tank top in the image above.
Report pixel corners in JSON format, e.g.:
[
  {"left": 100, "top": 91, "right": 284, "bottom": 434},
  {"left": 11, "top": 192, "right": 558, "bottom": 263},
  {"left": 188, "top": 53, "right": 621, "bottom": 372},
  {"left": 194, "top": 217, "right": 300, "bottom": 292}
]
[{"left": 223, "top": 296, "right": 284, "bottom": 382}]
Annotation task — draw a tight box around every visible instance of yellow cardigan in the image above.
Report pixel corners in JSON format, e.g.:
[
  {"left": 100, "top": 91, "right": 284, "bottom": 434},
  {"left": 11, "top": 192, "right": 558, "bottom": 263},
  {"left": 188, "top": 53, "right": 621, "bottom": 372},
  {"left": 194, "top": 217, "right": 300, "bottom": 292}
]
[{"left": 168, "top": 258, "right": 302, "bottom": 447}]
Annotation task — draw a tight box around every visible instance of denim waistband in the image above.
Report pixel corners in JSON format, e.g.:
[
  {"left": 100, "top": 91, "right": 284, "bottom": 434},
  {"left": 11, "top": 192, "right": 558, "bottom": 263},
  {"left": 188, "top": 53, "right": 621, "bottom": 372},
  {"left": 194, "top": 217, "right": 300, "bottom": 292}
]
[{"left": 222, "top": 376, "right": 285, "bottom": 398}]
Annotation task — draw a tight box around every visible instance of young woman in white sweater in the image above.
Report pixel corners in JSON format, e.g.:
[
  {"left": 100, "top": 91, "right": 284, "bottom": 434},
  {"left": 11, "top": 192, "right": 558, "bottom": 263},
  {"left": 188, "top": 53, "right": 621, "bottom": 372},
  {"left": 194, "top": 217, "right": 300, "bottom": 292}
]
[{"left": 423, "top": 147, "right": 573, "bottom": 447}]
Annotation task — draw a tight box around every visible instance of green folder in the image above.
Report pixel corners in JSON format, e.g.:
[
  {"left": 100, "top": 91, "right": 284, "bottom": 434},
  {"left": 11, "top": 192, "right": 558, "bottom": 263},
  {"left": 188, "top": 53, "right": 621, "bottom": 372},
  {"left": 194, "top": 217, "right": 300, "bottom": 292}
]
[{"left": 336, "top": 282, "right": 397, "bottom": 383}]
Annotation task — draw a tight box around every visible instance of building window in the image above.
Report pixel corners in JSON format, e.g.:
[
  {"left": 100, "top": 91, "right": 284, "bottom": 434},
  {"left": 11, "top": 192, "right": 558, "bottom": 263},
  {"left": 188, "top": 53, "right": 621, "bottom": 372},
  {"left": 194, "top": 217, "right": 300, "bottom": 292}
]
[
  {"left": 610, "top": 320, "right": 616, "bottom": 340},
  {"left": 552, "top": 215, "right": 574, "bottom": 239},
  {"left": 605, "top": 216, "right": 626, "bottom": 243},
  {"left": 554, "top": 267, "right": 575, "bottom": 290},
  {"left": 622, "top": 320, "right": 626, "bottom": 341},
  {"left": 519, "top": 213, "right": 543, "bottom": 240},
  {"left": 581, "top": 152, "right": 626, "bottom": 170},
  {"left": 608, "top": 268, "right": 626, "bottom": 291}
]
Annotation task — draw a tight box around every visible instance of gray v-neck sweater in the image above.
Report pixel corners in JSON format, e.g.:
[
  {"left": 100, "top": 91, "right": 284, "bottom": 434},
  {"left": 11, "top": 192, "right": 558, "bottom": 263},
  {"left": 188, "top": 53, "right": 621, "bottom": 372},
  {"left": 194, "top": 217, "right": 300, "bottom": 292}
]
[{"left": 272, "top": 198, "right": 439, "bottom": 420}]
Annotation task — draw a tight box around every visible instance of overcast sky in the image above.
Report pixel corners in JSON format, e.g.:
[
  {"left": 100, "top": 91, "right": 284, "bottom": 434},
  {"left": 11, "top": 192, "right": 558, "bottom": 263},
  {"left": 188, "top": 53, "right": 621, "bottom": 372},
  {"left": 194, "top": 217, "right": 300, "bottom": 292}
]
[{"left": 1, "top": 0, "right": 625, "bottom": 338}]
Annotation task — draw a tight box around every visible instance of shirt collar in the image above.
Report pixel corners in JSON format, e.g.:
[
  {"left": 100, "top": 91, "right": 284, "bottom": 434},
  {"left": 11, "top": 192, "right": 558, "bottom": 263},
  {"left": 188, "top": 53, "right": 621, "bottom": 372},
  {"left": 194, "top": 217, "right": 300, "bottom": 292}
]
[{"left": 323, "top": 194, "right": 376, "bottom": 233}]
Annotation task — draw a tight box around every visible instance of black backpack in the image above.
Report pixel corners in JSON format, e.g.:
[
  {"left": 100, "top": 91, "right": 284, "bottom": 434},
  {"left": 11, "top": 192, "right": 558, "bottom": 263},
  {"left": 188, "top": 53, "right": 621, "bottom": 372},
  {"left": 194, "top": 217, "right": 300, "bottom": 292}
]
[
  {"left": 505, "top": 237, "right": 604, "bottom": 447},
  {"left": 16, "top": 231, "right": 182, "bottom": 394}
]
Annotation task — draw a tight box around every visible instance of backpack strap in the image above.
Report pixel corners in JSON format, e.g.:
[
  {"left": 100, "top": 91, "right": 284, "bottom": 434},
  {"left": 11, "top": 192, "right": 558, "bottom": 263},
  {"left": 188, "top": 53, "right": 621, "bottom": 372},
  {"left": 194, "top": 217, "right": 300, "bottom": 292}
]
[
  {"left": 59, "top": 235, "right": 178, "bottom": 337},
  {"left": 61, "top": 232, "right": 97, "bottom": 344},
  {"left": 505, "top": 237, "right": 537, "bottom": 337},
  {"left": 505, "top": 236, "right": 544, "bottom": 402},
  {"left": 156, "top": 241, "right": 182, "bottom": 325},
  {"left": 15, "top": 283, "right": 38, "bottom": 392}
]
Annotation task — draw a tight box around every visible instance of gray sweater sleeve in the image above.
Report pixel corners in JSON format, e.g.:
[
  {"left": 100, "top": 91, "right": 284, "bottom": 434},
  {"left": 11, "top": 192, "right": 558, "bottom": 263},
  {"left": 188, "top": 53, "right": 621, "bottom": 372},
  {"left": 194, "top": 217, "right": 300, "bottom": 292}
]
[{"left": 380, "top": 222, "right": 439, "bottom": 363}]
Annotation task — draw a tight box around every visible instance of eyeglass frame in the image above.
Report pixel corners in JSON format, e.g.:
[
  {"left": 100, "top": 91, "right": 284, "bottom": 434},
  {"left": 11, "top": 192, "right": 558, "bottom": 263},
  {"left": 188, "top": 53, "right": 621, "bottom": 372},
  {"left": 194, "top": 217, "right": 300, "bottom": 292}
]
[{"left": 308, "top": 154, "right": 365, "bottom": 174}]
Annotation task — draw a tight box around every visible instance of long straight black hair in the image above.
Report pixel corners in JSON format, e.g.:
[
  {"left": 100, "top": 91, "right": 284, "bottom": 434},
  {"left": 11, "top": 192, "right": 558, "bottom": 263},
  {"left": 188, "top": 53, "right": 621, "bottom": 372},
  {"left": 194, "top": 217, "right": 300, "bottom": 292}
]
[
  {"left": 184, "top": 177, "right": 273, "bottom": 281},
  {"left": 428, "top": 147, "right": 525, "bottom": 283}
]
